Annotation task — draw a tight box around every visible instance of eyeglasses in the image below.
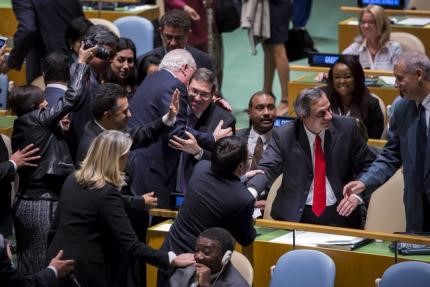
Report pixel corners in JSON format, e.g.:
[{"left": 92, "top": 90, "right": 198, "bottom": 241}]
[
  {"left": 360, "top": 20, "right": 376, "bottom": 26},
  {"left": 162, "top": 33, "right": 186, "bottom": 42},
  {"left": 188, "top": 87, "right": 212, "bottom": 99}
]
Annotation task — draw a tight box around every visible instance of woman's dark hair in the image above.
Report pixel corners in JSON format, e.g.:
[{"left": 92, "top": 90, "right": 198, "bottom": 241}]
[
  {"left": 325, "top": 55, "right": 371, "bottom": 123},
  {"left": 9, "top": 85, "right": 44, "bottom": 116},
  {"left": 105, "top": 37, "right": 137, "bottom": 94},
  {"left": 65, "top": 16, "right": 93, "bottom": 48},
  {"left": 137, "top": 54, "right": 162, "bottom": 85},
  {"left": 211, "top": 136, "right": 248, "bottom": 177}
]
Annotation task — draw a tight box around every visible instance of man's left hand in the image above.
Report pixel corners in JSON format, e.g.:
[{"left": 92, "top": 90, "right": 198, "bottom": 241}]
[{"left": 337, "top": 195, "right": 359, "bottom": 217}]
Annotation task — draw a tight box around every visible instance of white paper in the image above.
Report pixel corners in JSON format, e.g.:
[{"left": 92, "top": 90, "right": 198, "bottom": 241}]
[
  {"left": 269, "top": 231, "right": 366, "bottom": 247},
  {"left": 347, "top": 20, "right": 359, "bottom": 25},
  {"left": 379, "top": 76, "right": 396, "bottom": 86},
  {"left": 397, "top": 18, "right": 430, "bottom": 26},
  {"left": 152, "top": 222, "right": 172, "bottom": 232},
  {"left": 129, "top": 4, "right": 157, "bottom": 12}
]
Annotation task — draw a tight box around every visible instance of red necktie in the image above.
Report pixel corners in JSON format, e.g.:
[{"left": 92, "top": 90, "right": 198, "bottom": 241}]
[{"left": 312, "top": 135, "right": 326, "bottom": 217}]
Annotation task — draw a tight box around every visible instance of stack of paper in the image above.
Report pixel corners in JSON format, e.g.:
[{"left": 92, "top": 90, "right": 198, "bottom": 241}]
[{"left": 397, "top": 18, "right": 430, "bottom": 26}]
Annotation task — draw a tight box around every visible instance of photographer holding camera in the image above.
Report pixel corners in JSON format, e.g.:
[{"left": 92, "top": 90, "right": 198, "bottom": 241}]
[
  {"left": 0, "top": 234, "right": 74, "bottom": 287},
  {"left": 67, "top": 24, "right": 119, "bottom": 161}
]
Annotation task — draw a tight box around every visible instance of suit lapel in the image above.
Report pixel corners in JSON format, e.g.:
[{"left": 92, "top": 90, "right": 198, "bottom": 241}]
[
  {"left": 408, "top": 117, "right": 419, "bottom": 169},
  {"left": 424, "top": 129, "right": 430, "bottom": 179},
  {"left": 297, "top": 122, "right": 313, "bottom": 170}
]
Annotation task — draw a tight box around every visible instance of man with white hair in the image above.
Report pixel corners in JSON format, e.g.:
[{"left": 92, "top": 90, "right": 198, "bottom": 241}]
[
  {"left": 128, "top": 49, "right": 230, "bottom": 209},
  {"left": 343, "top": 51, "right": 430, "bottom": 232}
]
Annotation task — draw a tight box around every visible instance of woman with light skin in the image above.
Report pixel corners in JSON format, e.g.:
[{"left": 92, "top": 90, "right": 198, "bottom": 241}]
[
  {"left": 320, "top": 55, "right": 384, "bottom": 139},
  {"left": 343, "top": 5, "right": 402, "bottom": 70},
  {"left": 105, "top": 37, "right": 137, "bottom": 98},
  {"left": 47, "top": 130, "right": 195, "bottom": 287}
]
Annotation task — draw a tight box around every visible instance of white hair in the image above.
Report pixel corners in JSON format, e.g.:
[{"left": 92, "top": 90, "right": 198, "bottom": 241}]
[{"left": 159, "top": 49, "right": 196, "bottom": 72}]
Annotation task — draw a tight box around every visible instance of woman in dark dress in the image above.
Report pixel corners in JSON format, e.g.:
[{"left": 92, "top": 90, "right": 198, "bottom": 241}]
[
  {"left": 320, "top": 55, "right": 384, "bottom": 139},
  {"left": 46, "top": 130, "right": 194, "bottom": 287}
]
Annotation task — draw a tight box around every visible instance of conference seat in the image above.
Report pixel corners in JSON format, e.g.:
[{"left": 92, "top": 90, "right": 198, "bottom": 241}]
[
  {"left": 364, "top": 169, "right": 406, "bottom": 233},
  {"left": 230, "top": 251, "right": 253, "bottom": 286},
  {"left": 113, "top": 16, "right": 154, "bottom": 57},
  {"left": 263, "top": 175, "right": 282, "bottom": 219},
  {"left": 375, "top": 261, "right": 430, "bottom": 287},
  {"left": 89, "top": 18, "right": 121, "bottom": 37},
  {"left": 390, "top": 32, "right": 425, "bottom": 53},
  {"left": 269, "top": 249, "right": 336, "bottom": 287}
]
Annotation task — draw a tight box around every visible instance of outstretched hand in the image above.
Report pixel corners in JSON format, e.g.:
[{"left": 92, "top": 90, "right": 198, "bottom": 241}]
[
  {"left": 10, "top": 144, "right": 41, "bottom": 168},
  {"left": 49, "top": 250, "right": 75, "bottom": 278},
  {"left": 168, "top": 89, "right": 180, "bottom": 122},
  {"left": 213, "top": 120, "right": 233, "bottom": 142}
]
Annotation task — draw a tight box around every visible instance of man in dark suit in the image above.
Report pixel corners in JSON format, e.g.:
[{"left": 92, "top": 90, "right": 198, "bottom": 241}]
[
  {"left": 237, "top": 91, "right": 277, "bottom": 214},
  {"left": 343, "top": 51, "right": 430, "bottom": 232},
  {"left": 247, "top": 88, "right": 375, "bottom": 228},
  {"left": 42, "top": 53, "right": 70, "bottom": 107},
  {"left": 0, "top": 141, "right": 39, "bottom": 236},
  {"left": 1, "top": 233, "right": 75, "bottom": 287},
  {"left": 168, "top": 68, "right": 235, "bottom": 192},
  {"left": 237, "top": 91, "right": 277, "bottom": 170},
  {"left": 159, "top": 136, "right": 256, "bottom": 286},
  {"left": 137, "top": 9, "right": 213, "bottom": 84},
  {"left": 168, "top": 228, "right": 249, "bottom": 287},
  {"left": 128, "top": 49, "right": 229, "bottom": 208},
  {"left": 0, "top": 0, "right": 83, "bottom": 83}
]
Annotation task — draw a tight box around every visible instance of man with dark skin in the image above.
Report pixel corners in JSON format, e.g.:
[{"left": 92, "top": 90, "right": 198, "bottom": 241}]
[{"left": 168, "top": 228, "right": 249, "bottom": 287}]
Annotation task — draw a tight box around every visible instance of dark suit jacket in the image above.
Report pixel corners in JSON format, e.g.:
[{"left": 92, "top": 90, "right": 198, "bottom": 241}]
[
  {"left": 44, "top": 86, "right": 66, "bottom": 107},
  {"left": 76, "top": 118, "right": 168, "bottom": 164},
  {"left": 360, "top": 98, "right": 429, "bottom": 231},
  {"left": 8, "top": 0, "right": 83, "bottom": 82},
  {"left": 0, "top": 259, "right": 56, "bottom": 287},
  {"left": 248, "top": 116, "right": 375, "bottom": 227},
  {"left": 168, "top": 264, "right": 249, "bottom": 287},
  {"left": 47, "top": 174, "right": 169, "bottom": 287},
  {"left": 127, "top": 69, "right": 213, "bottom": 207},
  {"left": 162, "top": 160, "right": 256, "bottom": 255},
  {"left": 136, "top": 46, "right": 213, "bottom": 84},
  {"left": 182, "top": 103, "right": 236, "bottom": 181},
  {"left": 236, "top": 127, "right": 251, "bottom": 144},
  {"left": 0, "top": 137, "right": 14, "bottom": 236}
]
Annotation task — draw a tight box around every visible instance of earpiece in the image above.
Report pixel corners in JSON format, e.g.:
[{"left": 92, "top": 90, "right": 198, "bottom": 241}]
[{"left": 221, "top": 250, "right": 232, "bottom": 265}]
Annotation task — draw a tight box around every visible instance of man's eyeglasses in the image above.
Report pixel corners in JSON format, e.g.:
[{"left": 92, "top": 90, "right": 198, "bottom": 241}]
[
  {"left": 188, "top": 87, "right": 212, "bottom": 99},
  {"left": 162, "top": 33, "right": 186, "bottom": 42}
]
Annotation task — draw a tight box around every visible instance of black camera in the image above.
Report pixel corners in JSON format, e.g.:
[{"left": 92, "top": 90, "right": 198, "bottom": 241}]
[{"left": 83, "top": 34, "right": 111, "bottom": 60}]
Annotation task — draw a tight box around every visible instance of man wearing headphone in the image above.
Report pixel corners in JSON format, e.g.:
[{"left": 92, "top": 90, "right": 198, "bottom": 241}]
[{"left": 168, "top": 228, "right": 249, "bottom": 287}]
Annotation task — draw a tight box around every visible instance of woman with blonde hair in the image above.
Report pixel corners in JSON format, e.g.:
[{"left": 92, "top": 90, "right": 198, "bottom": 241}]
[
  {"left": 47, "top": 130, "right": 194, "bottom": 287},
  {"left": 343, "top": 5, "right": 402, "bottom": 70}
]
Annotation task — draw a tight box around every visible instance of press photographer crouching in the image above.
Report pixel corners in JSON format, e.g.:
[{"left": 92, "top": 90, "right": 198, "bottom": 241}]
[{"left": 0, "top": 233, "right": 74, "bottom": 287}]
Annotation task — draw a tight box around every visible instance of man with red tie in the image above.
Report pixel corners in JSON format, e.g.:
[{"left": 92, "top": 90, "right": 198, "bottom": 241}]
[{"left": 247, "top": 88, "right": 375, "bottom": 228}]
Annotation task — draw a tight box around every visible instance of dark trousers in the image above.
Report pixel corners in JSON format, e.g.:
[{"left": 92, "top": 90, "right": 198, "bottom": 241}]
[
  {"left": 301, "top": 204, "right": 361, "bottom": 229},
  {"left": 292, "top": 0, "right": 313, "bottom": 28}
]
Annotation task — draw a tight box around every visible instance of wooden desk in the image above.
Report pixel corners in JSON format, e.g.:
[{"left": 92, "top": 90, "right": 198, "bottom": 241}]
[
  {"left": 338, "top": 17, "right": 430, "bottom": 54},
  {"left": 147, "top": 220, "right": 430, "bottom": 287},
  {"left": 288, "top": 73, "right": 398, "bottom": 116},
  {"left": 254, "top": 220, "right": 430, "bottom": 287}
]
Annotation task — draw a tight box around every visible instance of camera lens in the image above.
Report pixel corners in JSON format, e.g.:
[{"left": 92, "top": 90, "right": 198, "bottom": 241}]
[{"left": 95, "top": 47, "right": 111, "bottom": 60}]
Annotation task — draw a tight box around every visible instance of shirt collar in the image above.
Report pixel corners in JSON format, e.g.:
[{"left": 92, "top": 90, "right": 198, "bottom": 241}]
[
  {"left": 46, "top": 83, "right": 67, "bottom": 91},
  {"left": 303, "top": 124, "right": 325, "bottom": 144},
  {"left": 249, "top": 126, "right": 272, "bottom": 144},
  {"left": 94, "top": 120, "right": 106, "bottom": 131},
  {"left": 421, "top": 94, "right": 430, "bottom": 111}
]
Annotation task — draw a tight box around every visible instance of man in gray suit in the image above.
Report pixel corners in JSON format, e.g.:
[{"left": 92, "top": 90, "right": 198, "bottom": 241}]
[
  {"left": 343, "top": 51, "right": 430, "bottom": 232},
  {"left": 247, "top": 88, "right": 375, "bottom": 228}
]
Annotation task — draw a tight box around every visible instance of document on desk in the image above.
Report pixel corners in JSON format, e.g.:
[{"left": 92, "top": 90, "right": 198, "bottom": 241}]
[
  {"left": 397, "top": 18, "right": 430, "bottom": 26},
  {"left": 269, "top": 231, "right": 370, "bottom": 250},
  {"left": 129, "top": 4, "right": 157, "bottom": 12},
  {"left": 151, "top": 222, "right": 172, "bottom": 232},
  {"left": 379, "top": 76, "right": 396, "bottom": 86}
]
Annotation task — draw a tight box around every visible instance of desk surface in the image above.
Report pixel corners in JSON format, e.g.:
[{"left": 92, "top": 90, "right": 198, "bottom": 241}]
[
  {"left": 147, "top": 221, "right": 430, "bottom": 287},
  {"left": 338, "top": 17, "right": 430, "bottom": 54}
]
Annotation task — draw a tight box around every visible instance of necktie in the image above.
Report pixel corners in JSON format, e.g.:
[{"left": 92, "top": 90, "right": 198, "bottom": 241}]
[
  {"left": 250, "top": 136, "right": 264, "bottom": 170},
  {"left": 416, "top": 104, "right": 427, "bottom": 183},
  {"left": 313, "top": 135, "right": 326, "bottom": 217}
]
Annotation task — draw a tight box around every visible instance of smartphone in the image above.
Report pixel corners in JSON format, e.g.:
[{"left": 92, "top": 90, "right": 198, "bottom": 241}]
[{"left": 0, "top": 36, "right": 8, "bottom": 49}]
